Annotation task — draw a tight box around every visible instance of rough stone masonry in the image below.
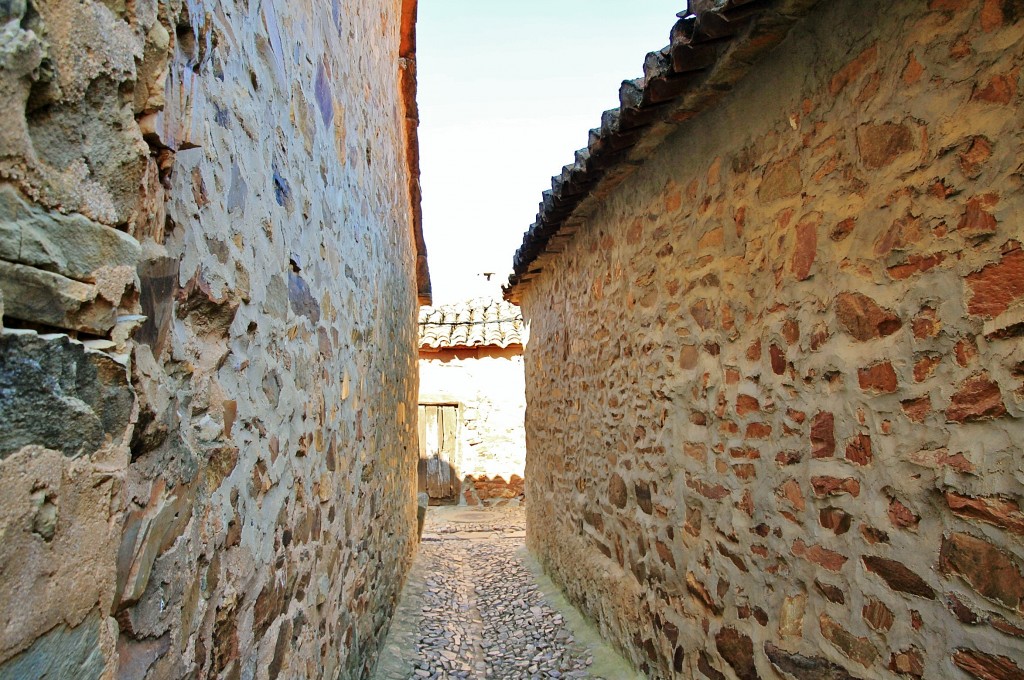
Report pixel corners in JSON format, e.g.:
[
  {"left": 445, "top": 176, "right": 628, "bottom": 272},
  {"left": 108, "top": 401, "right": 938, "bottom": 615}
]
[
  {"left": 509, "top": 0, "right": 1024, "bottom": 678},
  {"left": 0, "top": 0, "right": 427, "bottom": 678}
]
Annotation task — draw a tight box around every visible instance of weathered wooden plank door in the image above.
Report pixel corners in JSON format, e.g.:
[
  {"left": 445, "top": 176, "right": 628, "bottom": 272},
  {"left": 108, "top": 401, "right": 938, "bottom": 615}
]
[{"left": 417, "top": 405, "right": 459, "bottom": 502}]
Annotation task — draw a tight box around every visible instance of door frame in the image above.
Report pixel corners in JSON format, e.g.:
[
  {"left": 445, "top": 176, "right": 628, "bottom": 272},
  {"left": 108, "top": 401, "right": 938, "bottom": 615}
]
[{"left": 416, "top": 400, "right": 464, "bottom": 504}]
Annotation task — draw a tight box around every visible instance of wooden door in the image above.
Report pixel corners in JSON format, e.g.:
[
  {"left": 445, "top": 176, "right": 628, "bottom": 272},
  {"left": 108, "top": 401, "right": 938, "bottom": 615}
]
[{"left": 417, "top": 404, "right": 459, "bottom": 502}]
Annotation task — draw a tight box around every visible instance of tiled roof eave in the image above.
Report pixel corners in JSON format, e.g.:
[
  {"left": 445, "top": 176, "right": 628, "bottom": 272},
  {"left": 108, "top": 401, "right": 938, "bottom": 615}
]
[{"left": 503, "top": 0, "right": 823, "bottom": 304}]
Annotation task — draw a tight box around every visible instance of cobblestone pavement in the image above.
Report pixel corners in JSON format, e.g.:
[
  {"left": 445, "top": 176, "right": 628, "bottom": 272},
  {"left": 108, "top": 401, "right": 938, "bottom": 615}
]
[{"left": 373, "top": 507, "right": 637, "bottom": 680}]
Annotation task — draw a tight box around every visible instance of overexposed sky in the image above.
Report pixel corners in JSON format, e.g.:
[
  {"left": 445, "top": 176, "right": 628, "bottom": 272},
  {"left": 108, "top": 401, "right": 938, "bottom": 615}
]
[{"left": 417, "top": 1, "right": 684, "bottom": 303}]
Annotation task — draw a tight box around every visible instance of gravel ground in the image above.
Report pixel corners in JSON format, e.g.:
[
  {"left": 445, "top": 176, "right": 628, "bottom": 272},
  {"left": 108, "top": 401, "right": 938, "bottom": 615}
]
[{"left": 373, "top": 507, "right": 635, "bottom": 680}]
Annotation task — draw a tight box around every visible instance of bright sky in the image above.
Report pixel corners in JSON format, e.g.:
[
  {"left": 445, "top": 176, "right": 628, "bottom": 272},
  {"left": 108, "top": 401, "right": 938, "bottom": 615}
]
[{"left": 417, "top": 1, "right": 684, "bottom": 303}]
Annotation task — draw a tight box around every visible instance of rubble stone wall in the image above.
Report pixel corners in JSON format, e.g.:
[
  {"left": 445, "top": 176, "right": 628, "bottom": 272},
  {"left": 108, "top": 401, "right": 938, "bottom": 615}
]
[
  {"left": 0, "top": 0, "right": 421, "bottom": 678},
  {"left": 419, "top": 347, "right": 527, "bottom": 505},
  {"left": 520, "top": 1, "right": 1024, "bottom": 678}
]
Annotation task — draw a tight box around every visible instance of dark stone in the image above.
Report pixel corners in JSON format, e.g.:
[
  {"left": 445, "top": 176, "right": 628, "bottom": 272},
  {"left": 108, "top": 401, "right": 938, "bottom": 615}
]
[
  {"left": 634, "top": 481, "right": 653, "bottom": 514},
  {"left": 764, "top": 642, "right": 862, "bottom": 679},
  {"left": 272, "top": 164, "right": 292, "bottom": 208},
  {"left": 0, "top": 332, "right": 133, "bottom": 458},
  {"left": 863, "top": 556, "right": 936, "bottom": 599},
  {"left": 227, "top": 163, "right": 247, "bottom": 213},
  {"left": 0, "top": 612, "right": 104, "bottom": 679},
  {"left": 135, "top": 255, "right": 178, "bottom": 355},
  {"left": 608, "top": 473, "right": 627, "bottom": 509},
  {"left": 287, "top": 271, "right": 321, "bottom": 323},
  {"left": 715, "top": 627, "right": 759, "bottom": 680},
  {"left": 116, "top": 633, "right": 171, "bottom": 680},
  {"left": 315, "top": 62, "right": 333, "bottom": 126},
  {"left": 940, "top": 532, "right": 1024, "bottom": 612},
  {"left": 698, "top": 651, "right": 726, "bottom": 680}
]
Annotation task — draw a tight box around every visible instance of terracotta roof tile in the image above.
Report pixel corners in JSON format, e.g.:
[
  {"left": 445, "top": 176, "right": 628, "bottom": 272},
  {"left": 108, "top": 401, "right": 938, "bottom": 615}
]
[
  {"left": 418, "top": 298, "right": 525, "bottom": 350},
  {"left": 504, "top": 0, "right": 823, "bottom": 301}
]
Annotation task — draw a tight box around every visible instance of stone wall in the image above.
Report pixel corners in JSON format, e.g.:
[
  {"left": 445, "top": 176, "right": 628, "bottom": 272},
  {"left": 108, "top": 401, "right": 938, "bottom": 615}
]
[
  {"left": 0, "top": 0, "right": 423, "bottom": 678},
  {"left": 419, "top": 347, "right": 527, "bottom": 505},
  {"left": 518, "top": 1, "right": 1024, "bottom": 678}
]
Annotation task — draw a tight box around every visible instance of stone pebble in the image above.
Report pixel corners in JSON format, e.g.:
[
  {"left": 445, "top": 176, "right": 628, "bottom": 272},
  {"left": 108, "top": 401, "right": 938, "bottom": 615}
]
[{"left": 374, "top": 508, "right": 605, "bottom": 679}]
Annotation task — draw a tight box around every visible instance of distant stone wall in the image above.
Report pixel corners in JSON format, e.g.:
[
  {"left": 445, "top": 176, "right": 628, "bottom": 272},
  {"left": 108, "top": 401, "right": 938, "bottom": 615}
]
[
  {"left": 0, "top": 1, "right": 421, "bottom": 678},
  {"left": 520, "top": 1, "right": 1024, "bottom": 679},
  {"left": 419, "top": 347, "right": 527, "bottom": 505}
]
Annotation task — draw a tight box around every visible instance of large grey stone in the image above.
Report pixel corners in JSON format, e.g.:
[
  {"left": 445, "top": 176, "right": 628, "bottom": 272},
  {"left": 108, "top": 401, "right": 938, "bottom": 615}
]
[
  {"left": 0, "top": 612, "right": 104, "bottom": 680},
  {"left": 0, "top": 185, "right": 141, "bottom": 282},
  {"left": 0, "top": 331, "right": 134, "bottom": 458},
  {"left": 0, "top": 260, "right": 116, "bottom": 333}
]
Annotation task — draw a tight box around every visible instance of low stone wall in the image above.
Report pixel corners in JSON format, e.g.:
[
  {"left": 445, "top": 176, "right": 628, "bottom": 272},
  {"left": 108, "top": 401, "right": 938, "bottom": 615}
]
[
  {"left": 463, "top": 474, "right": 526, "bottom": 507},
  {"left": 0, "top": 0, "right": 421, "bottom": 677},
  {"left": 519, "top": 1, "right": 1024, "bottom": 678}
]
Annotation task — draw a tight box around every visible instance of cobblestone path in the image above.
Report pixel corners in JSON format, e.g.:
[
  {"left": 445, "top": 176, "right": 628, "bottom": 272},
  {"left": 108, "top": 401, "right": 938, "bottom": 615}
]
[{"left": 373, "top": 507, "right": 636, "bottom": 680}]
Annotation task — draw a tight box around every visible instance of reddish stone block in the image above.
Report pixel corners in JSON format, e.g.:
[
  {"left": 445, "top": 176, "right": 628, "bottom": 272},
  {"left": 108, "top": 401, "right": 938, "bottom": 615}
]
[
  {"left": 991, "top": 615, "right": 1024, "bottom": 639},
  {"left": 955, "top": 337, "right": 979, "bottom": 367},
  {"left": 736, "top": 394, "right": 760, "bottom": 416},
  {"left": 655, "top": 540, "right": 676, "bottom": 568},
  {"left": 973, "top": 69, "right": 1019, "bottom": 104},
  {"left": 980, "top": 0, "right": 1021, "bottom": 32},
  {"left": 861, "top": 525, "right": 890, "bottom": 545},
  {"left": 836, "top": 292, "right": 902, "bottom": 341},
  {"left": 691, "top": 299, "right": 715, "bottom": 330},
  {"left": 775, "top": 450, "right": 802, "bottom": 466},
  {"left": 947, "top": 373, "right": 1008, "bottom": 422},
  {"left": 684, "top": 441, "right": 708, "bottom": 463},
  {"left": 889, "top": 647, "right": 925, "bottom": 678},
  {"left": 888, "top": 497, "right": 920, "bottom": 529},
  {"left": 888, "top": 253, "right": 946, "bottom": 280},
  {"left": 830, "top": 217, "right": 857, "bottom": 242},
  {"left": 730, "top": 446, "right": 760, "bottom": 460},
  {"left": 812, "top": 476, "right": 860, "bottom": 498},
  {"left": 947, "top": 592, "right": 982, "bottom": 623},
  {"left": 765, "top": 642, "right": 859, "bottom": 680},
  {"left": 966, "top": 247, "right": 1024, "bottom": 318},
  {"left": 810, "top": 412, "right": 835, "bottom": 458},
  {"left": 857, "top": 122, "right": 916, "bottom": 169},
  {"left": 913, "top": 354, "right": 942, "bottom": 382},
  {"left": 960, "top": 195, "right": 999, "bottom": 235},
  {"left": 792, "top": 539, "right": 848, "bottom": 572},
  {"left": 791, "top": 218, "right": 818, "bottom": 281},
  {"left": 746, "top": 338, "right": 762, "bottom": 361},
  {"left": 779, "top": 479, "right": 805, "bottom": 512},
  {"left": 863, "top": 598, "right": 894, "bottom": 631},
  {"left": 733, "top": 463, "right": 756, "bottom": 480},
  {"left": 846, "top": 434, "right": 873, "bottom": 465},
  {"left": 960, "top": 137, "right": 993, "bottom": 178},
  {"left": 901, "top": 396, "right": 932, "bottom": 422},
  {"left": 714, "top": 627, "right": 758, "bottom": 680},
  {"left": 690, "top": 477, "right": 730, "bottom": 501},
  {"left": 679, "top": 344, "right": 699, "bottom": 369},
  {"left": 940, "top": 532, "right": 1024, "bottom": 612},
  {"left": 819, "top": 507, "right": 852, "bottom": 535},
  {"left": 815, "top": 579, "right": 846, "bottom": 604},
  {"left": 875, "top": 211, "right": 926, "bottom": 256},
  {"left": 745, "top": 423, "right": 772, "bottom": 439},
  {"left": 831, "top": 44, "right": 878, "bottom": 96},
  {"left": 863, "top": 555, "right": 936, "bottom": 599},
  {"left": 912, "top": 307, "right": 940, "bottom": 339},
  {"left": 769, "top": 344, "right": 787, "bottom": 375},
  {"left": 945, "top": 492, "right": 1024, "bottom": 536},
  {"left": 819, "top": 615, "right": 879, "bottom": 667},
  {"left": 858, "top": 361, "right": 898, "bottom": 393},
  {"left": 609, "top": 473, "right": 628, "bottom": 509},
  {"left": 758, "top": 156, "right": 802, "bottom": 202},
  {"left": 953, "top": 648, "right": 1024, "bottom": 680}
]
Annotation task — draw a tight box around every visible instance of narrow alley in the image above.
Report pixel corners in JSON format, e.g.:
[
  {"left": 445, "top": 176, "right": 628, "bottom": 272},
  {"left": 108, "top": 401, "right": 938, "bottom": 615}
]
[{"left": 373, "top": 508, "right": 636, "bottom": 680}]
